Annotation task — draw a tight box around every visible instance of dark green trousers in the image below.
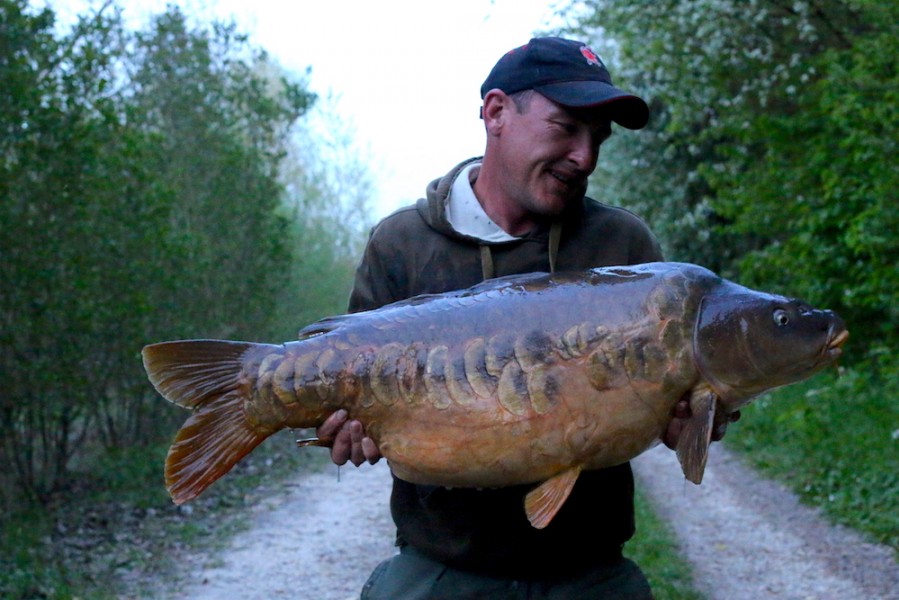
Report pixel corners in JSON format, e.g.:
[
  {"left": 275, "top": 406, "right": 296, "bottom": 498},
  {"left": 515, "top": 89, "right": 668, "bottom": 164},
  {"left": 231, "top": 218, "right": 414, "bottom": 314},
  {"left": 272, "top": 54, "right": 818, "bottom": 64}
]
[{"left": 360, "top": 547, "right": 654, "bottom": 600}]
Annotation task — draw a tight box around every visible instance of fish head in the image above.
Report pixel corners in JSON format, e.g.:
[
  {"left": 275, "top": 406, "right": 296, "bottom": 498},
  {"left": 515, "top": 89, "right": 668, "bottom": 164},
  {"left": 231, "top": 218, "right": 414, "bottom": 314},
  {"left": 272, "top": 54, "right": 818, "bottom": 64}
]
[{"left": 693, "top": 288, "right": 848, "bottom": 406}]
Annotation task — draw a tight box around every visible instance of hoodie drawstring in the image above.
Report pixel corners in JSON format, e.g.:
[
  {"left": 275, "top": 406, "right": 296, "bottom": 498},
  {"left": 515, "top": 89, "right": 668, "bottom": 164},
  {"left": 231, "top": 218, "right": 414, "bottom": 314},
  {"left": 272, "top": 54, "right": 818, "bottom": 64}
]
[
  {"left": 548, "top": 221, "right": 562, "bottom": 275},
  {"left": 479, "top": 221, "right": 563, "bottom": 281},
  {"left": 480, "top": 245, "right": 495, "bottom": 280}
]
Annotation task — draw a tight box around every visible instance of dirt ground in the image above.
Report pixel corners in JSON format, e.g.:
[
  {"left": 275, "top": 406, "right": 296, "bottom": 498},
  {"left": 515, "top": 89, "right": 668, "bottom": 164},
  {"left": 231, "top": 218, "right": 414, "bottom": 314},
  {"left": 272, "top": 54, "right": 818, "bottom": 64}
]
[{"left": 155, "top": 446, "right": 897, "bottom": 600}]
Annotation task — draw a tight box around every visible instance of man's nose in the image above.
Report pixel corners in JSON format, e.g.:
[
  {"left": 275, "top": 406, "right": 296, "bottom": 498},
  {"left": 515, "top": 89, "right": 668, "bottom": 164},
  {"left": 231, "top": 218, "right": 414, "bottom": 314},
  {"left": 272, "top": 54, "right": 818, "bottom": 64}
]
[{"left": 568, "top": 132, "right": 599, "bottom": 172}]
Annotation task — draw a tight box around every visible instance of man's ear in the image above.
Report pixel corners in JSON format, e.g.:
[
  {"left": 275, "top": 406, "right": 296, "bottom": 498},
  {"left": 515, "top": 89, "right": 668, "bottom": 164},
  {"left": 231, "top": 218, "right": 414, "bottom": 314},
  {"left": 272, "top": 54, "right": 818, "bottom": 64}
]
[{"left": 481, "top": 89, "right": 510, "bottom": 135}]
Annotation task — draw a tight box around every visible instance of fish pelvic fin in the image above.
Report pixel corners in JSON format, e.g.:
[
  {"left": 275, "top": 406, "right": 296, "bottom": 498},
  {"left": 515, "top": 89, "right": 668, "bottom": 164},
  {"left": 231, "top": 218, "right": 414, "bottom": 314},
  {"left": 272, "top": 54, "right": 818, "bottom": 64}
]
[
  {"left": 676, "top": 387, "right": 717, "bottom": 484},
  {"left": 142, "top": 340, "right": 277, "bottom": 504},
  {"left": 524, "top": 465, "right": 582, "bottom": 529}
]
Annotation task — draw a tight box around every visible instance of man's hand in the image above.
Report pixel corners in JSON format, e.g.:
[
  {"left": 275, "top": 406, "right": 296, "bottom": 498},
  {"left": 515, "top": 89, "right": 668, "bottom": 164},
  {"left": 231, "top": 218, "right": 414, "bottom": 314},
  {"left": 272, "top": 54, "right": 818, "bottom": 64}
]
[
  {"left": 661, "top": 398, "right": 741, "bottom": 450},
  {"left": 317, "top": 409, "right": 382, "bottom": 466}
]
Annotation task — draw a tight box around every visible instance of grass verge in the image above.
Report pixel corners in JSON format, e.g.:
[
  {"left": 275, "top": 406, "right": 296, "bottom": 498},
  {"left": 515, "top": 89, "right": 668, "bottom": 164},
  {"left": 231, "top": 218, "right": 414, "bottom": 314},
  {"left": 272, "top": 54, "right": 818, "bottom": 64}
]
[
  {"left": 724, "top": 361, "right": 898, "bottom": 553},
  {"left": 627, "top": 487, "right": 707, "bottom": 600}
]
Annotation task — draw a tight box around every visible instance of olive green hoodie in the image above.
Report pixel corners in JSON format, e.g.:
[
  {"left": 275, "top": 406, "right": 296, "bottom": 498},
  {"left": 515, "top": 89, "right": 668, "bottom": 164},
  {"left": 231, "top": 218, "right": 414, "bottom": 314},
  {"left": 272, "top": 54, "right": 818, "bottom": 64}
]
[{"left": 348, "top": 158, "right": 663, "bottom": 578}]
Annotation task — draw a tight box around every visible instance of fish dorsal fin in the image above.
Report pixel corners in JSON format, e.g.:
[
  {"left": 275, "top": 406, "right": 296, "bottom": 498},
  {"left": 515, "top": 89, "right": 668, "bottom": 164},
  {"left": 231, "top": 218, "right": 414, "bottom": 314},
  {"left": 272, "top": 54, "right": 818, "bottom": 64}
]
[
  {"left": 676, "top": 388, "right": 718, "bottom": 484},
  {"left": 524, "top": 465, "right": 582, "bottom": 529},
  {"left": 297, "top": 318, "right": 343, "bottom": 340}
]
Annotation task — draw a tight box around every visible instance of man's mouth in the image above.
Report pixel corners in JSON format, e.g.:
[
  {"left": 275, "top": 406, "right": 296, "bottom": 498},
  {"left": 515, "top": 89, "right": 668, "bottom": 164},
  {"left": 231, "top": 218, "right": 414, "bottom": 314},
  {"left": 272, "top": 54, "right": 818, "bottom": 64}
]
[{"left": 549, "top": 169, "right": 581, "bottom": 188}]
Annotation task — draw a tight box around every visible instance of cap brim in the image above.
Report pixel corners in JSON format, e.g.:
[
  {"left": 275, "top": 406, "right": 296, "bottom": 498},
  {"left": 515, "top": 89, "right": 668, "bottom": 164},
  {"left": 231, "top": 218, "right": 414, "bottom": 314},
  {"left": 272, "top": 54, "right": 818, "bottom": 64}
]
[{"left": 536, "top": 81, "right": 650, "bottom": 130}]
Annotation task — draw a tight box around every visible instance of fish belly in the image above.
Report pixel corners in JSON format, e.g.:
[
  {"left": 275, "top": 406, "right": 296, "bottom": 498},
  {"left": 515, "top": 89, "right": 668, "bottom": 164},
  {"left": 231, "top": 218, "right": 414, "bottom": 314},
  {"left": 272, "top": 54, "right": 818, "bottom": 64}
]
[{"left": 367, "top": 363, "right": 677, "bottom": 488}]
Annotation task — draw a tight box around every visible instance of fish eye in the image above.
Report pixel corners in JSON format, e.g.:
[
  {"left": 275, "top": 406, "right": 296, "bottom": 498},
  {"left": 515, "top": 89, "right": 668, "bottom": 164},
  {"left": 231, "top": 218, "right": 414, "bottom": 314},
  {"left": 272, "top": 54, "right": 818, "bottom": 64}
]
[{"left": 773, "top": 309, "right": 790, "bottom": 326}]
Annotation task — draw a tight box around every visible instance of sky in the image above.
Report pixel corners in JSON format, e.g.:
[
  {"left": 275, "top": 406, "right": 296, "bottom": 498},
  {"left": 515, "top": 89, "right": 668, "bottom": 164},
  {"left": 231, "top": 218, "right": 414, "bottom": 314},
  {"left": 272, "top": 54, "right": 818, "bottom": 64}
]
[{"left": 50, "top": 0, "right": 570, "bottom": 220}]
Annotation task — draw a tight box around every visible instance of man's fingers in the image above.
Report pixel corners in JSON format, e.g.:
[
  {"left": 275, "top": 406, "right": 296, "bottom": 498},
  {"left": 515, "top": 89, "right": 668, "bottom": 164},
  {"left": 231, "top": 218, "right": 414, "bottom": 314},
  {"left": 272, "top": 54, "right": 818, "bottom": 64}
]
[
  {"left": 712, "top": 423, "right": 728, "bottom": 441},
  {"left": 318, "top": 409, "right": 348, "bottom": 441},
  {"left": 349, "top": 420, "right": 365, "bottom": 467},
  {"left": 319, "top": 412, "right": 381, "bottom": 466},
  {"left": 329, "top": 422, "right": 353, "bottom": 466},
  {"left": 711, "top": 410, "right": 741, "bottom": 441},
  {"left": 361, "top": 436, "right": 381, "bottom": 464},
  {"left": 662, "top": 419, "right": 683, "bottom": 450}
]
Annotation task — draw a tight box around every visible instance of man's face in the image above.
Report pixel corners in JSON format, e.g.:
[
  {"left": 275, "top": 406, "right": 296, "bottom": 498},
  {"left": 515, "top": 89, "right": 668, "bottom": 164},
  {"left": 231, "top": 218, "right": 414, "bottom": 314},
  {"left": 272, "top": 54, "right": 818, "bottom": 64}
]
[{"left": 494, "top": 92, "right": 611, "bottom": 217}]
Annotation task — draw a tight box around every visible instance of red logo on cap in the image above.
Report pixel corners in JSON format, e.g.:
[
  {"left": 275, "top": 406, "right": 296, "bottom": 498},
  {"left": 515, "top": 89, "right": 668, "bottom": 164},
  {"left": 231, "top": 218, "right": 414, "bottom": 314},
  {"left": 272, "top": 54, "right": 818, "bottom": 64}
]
[{"left": 580, "top": 45, "right": 603, "bottom": 67}]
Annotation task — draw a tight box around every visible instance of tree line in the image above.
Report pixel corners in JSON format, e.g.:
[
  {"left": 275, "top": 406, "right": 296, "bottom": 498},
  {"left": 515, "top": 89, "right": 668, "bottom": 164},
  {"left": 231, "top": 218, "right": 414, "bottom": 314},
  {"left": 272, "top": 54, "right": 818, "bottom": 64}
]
[
  {"left": 0, "top": 1, "right": 371, "bottom": 507},
  {"left": 2, "top": 0, "right": 895, "bottom": 513}
]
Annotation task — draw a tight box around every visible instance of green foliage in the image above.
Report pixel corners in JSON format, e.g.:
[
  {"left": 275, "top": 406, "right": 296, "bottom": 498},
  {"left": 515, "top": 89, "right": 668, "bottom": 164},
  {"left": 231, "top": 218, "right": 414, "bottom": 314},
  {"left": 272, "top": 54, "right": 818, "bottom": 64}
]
[
  {"left": 563, "top": 0, "right": 897, "bottom": 354},
  {"left": 709, "top": 14, "right": 899, "bottom": 349},
  {"left": 1, "top": 0, "right": 146, "bottom": 501},
  {"left": 0, "top": 0, "right": 368, "bottom": 570},
  {"left": 0, "top": 0, "right": 370, "bottom": 510},
  {"left": 1, "top": 515, "right": 74, "bottom": 600},
  {"left": 726, "top": 360, "right": 899, "bottom": 551},
  {"left": 126, "top": 6, "right": 317, "bottom": 343}
]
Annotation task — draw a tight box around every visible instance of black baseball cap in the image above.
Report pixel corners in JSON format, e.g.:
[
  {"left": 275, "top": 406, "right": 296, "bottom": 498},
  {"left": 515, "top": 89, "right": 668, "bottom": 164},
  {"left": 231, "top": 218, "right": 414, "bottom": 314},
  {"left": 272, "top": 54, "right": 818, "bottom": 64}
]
[{"left": 480, "top": 37, "right": 649, "bottom": 130}]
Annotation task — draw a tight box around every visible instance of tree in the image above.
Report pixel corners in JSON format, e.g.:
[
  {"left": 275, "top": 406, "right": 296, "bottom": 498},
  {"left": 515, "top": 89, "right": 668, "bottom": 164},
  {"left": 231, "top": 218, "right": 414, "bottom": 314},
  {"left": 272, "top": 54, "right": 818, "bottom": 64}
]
[
  {"left": 0, "top": 0, "right": 144, "bottom": 499},
  {"left": 560, "top": 0, "right": 897, "bottom": 355},
  {"left": 0, "top": 1, "right": 370, "bottom": 505}
]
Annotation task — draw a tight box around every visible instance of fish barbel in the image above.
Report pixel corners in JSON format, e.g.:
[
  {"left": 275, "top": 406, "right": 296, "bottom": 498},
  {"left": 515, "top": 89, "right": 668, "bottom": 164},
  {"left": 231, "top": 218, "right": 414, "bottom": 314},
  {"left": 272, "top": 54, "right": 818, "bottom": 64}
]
[{"left": 142, "top": 262, "right": 848, "bottom": 528}]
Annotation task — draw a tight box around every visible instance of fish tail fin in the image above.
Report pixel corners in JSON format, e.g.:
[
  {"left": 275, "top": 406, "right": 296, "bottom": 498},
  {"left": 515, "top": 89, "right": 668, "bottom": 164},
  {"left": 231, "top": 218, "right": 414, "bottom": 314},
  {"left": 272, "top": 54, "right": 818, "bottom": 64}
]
[{"left": 142, "top": 340, "right": 278, "bottom": 504}]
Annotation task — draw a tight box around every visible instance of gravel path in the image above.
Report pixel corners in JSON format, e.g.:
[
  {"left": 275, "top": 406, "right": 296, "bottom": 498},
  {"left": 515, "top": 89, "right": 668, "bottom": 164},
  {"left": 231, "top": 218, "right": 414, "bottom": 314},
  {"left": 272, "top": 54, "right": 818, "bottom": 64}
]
[
  {"left": 161, "top": 447, "right": 897, "bottom": 600},
  {"left": 165, "top": 461, "right": 397, "bottom": 600},
  {"left": 632, "top": 445, "right": 898, "bottom": 600}
]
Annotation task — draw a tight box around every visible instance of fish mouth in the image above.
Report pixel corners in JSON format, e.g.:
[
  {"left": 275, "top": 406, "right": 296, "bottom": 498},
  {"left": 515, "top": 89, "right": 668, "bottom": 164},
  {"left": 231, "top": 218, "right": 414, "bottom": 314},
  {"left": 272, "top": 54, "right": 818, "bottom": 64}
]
[{"left": 824, "top": 328, "right": 850, "bottom": 360}]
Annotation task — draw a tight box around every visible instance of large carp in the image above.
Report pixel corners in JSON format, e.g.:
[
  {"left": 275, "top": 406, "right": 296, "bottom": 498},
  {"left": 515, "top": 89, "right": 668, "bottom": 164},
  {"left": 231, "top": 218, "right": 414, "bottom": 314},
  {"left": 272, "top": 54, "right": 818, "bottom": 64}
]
[{"left": 143, "top": 262, "right": 847, "bottom": 528}]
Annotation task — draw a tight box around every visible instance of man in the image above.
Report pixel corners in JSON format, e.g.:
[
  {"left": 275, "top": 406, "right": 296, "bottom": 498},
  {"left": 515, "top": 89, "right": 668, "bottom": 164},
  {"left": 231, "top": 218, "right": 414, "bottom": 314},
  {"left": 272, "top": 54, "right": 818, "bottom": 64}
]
[{"left": 318, "top": 37, "right": 729, "bottom": 599}]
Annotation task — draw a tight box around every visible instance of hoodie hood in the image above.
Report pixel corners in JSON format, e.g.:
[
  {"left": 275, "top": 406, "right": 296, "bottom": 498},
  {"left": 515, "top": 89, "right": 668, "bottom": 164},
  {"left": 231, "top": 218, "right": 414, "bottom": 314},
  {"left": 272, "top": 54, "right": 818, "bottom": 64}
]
[{"left": 417, "top": 157, "right": 484, "bottom": 241}]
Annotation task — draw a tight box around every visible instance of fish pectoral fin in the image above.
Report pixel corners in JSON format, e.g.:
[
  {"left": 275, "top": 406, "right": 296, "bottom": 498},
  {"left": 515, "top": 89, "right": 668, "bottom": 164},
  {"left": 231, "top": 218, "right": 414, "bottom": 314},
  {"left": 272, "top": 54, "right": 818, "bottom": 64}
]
[
  {"left": 676, "top": 388, "right": 718, "bottom": 484},
  {"left": 524, "top": 465, "right": 582, "bottom": 529}
]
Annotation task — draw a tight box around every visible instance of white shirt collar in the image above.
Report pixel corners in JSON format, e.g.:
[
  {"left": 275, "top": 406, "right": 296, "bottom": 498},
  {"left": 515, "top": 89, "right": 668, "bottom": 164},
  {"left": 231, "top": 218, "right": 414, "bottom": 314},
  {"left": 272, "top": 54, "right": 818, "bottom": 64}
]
[{"left": 445, "top": 162, "right": 519, "bottom": 243}]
